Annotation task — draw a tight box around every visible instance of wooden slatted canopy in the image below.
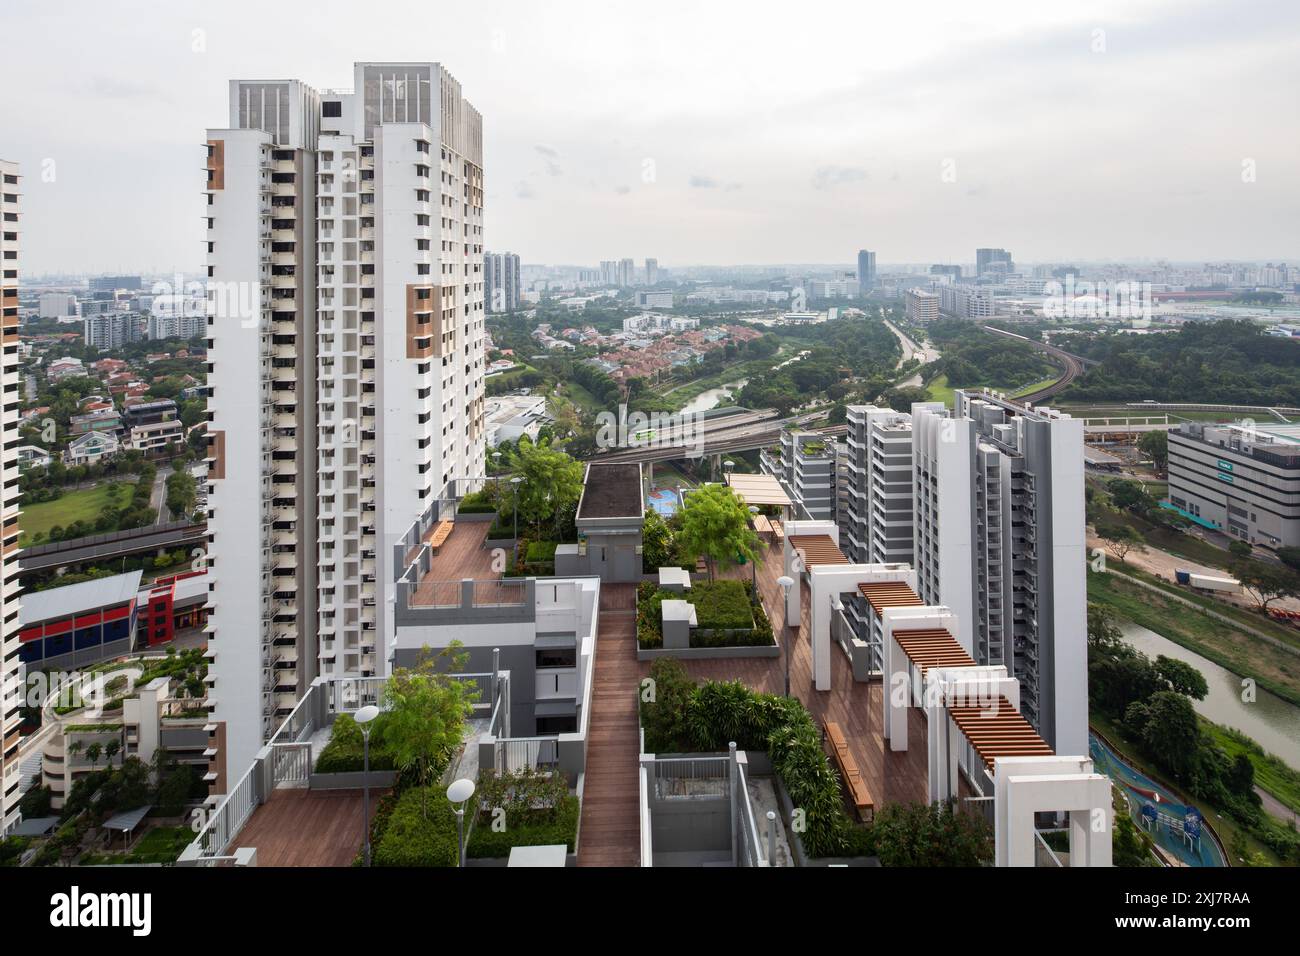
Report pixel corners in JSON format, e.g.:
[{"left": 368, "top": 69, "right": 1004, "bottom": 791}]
[
  {"left": 947, "top": 696, "right": 1054, "bottom": 771},
  {"left": 858, "top": 580, "right": 923, "bottom": 616},
  {"left": 788, "top": 534, "right": 849, "bottom": 566},
  {"left": 893, "top": 627, "right": 975, "bottom": 677}
]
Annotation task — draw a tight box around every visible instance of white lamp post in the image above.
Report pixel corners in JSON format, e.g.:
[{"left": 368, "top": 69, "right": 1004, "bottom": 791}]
[
  {"left": 777, "top": 576, "right": 795, "bottom": 697},
  {"left": 355, "top": 704, "right": 380, "bottom": 866},
  {"left": 510, "top": 475, "right": 523, "bottom": 543},
  {"left": 447, "top": 777, "right": 476, "bottom": 867}
]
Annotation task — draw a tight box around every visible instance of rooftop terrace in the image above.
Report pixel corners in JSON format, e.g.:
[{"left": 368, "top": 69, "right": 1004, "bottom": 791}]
[{"left": 577, "top": 463, "right": 643, "bottom": 520}]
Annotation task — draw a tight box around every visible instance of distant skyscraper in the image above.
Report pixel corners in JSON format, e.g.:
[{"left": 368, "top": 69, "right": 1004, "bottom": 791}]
[
  {"left": 600, "top": 260, "right": 618, "bottom": 286},
  {"left": 644, "top": 258, "right": 659, "bottom": 285},
  {"left": 0, "top": 159, "right": 21, "bottom": 833},
  {"left": 485, "top": 251, "right": 521, "bottom": 312},
  {"left": 204, "top": 63, "right": 486, "bottom": 785},
  {"left": 930, "top": 264, "right": 962, "bottom": 278},
  {"left": 618, "top": 257, "right": 635, "bottom": 288},
  {"left": 976, "top": 248, "right": 1014, "bottom": 276},
  {"left": 84, "top": 311, "right": 143, "bottom": 349},
  {"left": 856, "top": 250, "right": 876, "bottom": 289}
]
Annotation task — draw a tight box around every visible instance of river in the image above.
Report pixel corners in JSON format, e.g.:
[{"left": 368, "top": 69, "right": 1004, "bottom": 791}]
[
  {"left": 1119, "top": 621, "right": 1300, "bottom": 768},
  {"left": 678, "top": 379, "right": 748, "bottom": 414}
]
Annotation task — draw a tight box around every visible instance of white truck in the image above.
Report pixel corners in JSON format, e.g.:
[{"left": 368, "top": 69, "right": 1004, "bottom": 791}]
[{"left": 1187, "top": 572, "right": 1240, "bottom": 594}]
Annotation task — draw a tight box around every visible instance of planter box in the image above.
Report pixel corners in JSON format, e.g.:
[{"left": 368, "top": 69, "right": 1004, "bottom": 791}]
[
  {"left": 484, "top": 537, "right": 517, "bottom": 549},
  {"left": 774, "top": 776, "right": 879, "bottom": 868},
  {"left": 309, "top": 770, "right": 399, "bottom": 790},
  {"left": 637, "top": 642, "right": 779, "bottom": 662},
  {"left": 455, "top": 510, "right": 497, "bottom": 523}
]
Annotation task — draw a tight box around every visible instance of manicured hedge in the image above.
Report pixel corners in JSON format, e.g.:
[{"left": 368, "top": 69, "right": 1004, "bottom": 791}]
[
  {"left": 525, "top": 540, "right": 558, "bottom": 562},
  {"left": 372, "top": 787, "right": 460, "bottom": 867},
  {"left": 456, "top": 489, "right": 499, "bottom": 514},
  {"left": 314, "top": 713, "right": 396, "bottom": 774},
  {"left": 636, "top": 580, "right": 774, "bottom": 649},
  {"left": 467, "top": 796, "right": 580, "bottom": 859},
  {"left": 690, "top": 580, "right": 753, "bottom": 631}
]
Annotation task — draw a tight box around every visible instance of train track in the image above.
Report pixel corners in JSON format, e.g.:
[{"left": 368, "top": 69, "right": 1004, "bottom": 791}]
[{"left": 979, "top": 325, "right": 1087, "bottom": 403}]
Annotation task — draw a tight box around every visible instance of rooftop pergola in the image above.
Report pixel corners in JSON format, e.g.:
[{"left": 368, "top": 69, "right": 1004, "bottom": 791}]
[
  {"left": 724, "top": 472, "right": 792, "bottom": 509},
  {"left": 787, "top": 534, "right": 848, "bottom": 567}
]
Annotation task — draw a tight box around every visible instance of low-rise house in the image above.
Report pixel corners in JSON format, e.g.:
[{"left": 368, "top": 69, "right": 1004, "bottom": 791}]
[{"left": 64, "top": 429, "right": 119, "bottom": 468}]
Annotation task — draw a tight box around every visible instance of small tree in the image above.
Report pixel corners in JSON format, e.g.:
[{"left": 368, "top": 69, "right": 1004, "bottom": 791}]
[
  {"left": 675, "top": 483, "right": 761, "bottom": 582},
  {"left": 1137, "top": 430, "right": 1168, "bottom": 474},
  {"left": 85, "top": 742, "right": 102, "bottom": 770},
  {"left": 104, "top": 738, "right": 121, "bottom": 767},
  {"left": 1099, "top": 523, "right": 1144, "bottom": 565},
  {"left": 1232, "top": 559, "right": 1299, "bottom": 612},
  {"left": 376, "top": 642, "right": 480, "bottom": 818},
  {"left": 67, "top": 740, "right": 83, "bottom": 764}
]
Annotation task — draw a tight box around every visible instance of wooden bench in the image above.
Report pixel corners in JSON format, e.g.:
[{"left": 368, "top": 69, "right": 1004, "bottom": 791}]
[
  {"left": 426, "top": 520, "right": 454, "bottom": 554},
  {"left": 823, "top": 719, "right": 874, "bottom": 823},
  {"left": 771, "top": 520, "right": 785, "bottom": 543}
]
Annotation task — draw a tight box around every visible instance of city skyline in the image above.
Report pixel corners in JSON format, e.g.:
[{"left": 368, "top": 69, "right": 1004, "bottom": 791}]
[{"left": 2, "top": 0, "right": 1298, "bottom": 275}]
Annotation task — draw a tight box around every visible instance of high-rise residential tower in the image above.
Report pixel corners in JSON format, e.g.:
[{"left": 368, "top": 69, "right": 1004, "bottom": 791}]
[
  {"left": 856, "top": 249, "right": 876, "bottom": 290},
  {"left": 0, "top": 160, "right": 22, "bottom": 832},
  {"left": 644, "top": 258, "right": 659, "bottom": 285},
  {"left": 485, "top": 251, "right": 520, "bottom": 312},
  {"left": 975, "top": 247, "right": 1014, "bottom": 276},
  {"left": 911, "top": 392, "right": 1085, "bottom": 756},
  {"left": 204, "top": 64, "right": 486, "bottom": 785}
]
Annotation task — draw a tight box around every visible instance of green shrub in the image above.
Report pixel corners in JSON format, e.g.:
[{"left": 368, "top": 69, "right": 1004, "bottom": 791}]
[
  {"left": 639, "top": 666, "right": 859, "bottom": 858},
  {"left": 467, "top": 796, "right": 580, "bottom": 858},
  {"left": 315, "top": 713, "right": 396, "bottom": 774},
  {"left": 864, "top": 802, "right": 993, "bottom": 866},
  {"left": 457, "top": 488, "right": 499, "bottom": 514},
  {"left": 372, "top": 787, "right": 460, "bottom": 867},
  {"left": 690, "top": 580, "right": 753, "bottom": 631},
  {"left": 525, "top": 540, "right": 558, "bottom": 562}
]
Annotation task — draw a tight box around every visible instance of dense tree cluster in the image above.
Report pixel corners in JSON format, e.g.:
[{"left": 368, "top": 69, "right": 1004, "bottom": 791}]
[
  {"left": 1058, "top": 320, "right": 1300, "bottom": 405},
  {"left": 923, "top": 319, "right": 1059, "bottom": 390}
]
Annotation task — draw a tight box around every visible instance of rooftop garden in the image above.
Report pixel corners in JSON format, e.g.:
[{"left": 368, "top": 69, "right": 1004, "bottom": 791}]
[
  {"left": 636, "top": 579, "right": 774, "bottom": 649},
  {"left": 467, "top": 767, "right": 580, "bottom": 859},
  {"left": 639, "top": 659, "right": 992, "bottom": 864}
]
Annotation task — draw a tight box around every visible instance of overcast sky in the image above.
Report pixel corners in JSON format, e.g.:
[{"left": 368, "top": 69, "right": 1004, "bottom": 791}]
[{"left": 2, "top": 0, "right": 1298, "bottom": 274}]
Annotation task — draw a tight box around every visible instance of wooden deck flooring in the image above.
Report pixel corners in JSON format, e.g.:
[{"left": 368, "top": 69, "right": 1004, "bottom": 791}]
[
  {"left": 410, "top": 522, "right": 502, "bottom": 604},
  {"left": 576, "top": 584, "right": 642, "bottom": 867},
  {"left": 228, "top": 788, "right": 384, "bottom": 867}
]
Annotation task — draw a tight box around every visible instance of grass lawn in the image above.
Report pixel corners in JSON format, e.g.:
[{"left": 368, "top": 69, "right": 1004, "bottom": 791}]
[
  {"left": 925, "top": 374, "right": 956, "bottom": 407},
  {"left": 81, "top": 825, "right": 195, "bottom": 865},
  {"left": 1087, "top": 568, "right": 1300, "bottom": 707},
  {"left": 19, "top": 480, "right": 140, "bottom": 543},
  {"left": 1009, "top": 374, "right": 1063, "bottom": 398},
  {"left": 560, "top": 380, "right": 602, "bottom": 416}
]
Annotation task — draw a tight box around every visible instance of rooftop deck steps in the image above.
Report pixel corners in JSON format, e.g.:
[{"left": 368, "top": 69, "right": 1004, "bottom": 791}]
[{"left": 576, "top": 584, "right": 640, "bottom": 867}]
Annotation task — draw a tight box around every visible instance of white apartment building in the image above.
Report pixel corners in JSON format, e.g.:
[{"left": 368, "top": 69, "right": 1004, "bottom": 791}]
[
  {"left": 937, "top": 283, "right": 994, "bottom": 319},
  {"left": 204, "top": 64, "right": 487, "bottom": 786},
  {"left": 635, "top": 290, "right": 674, "bottom": 309},
  {"left": 38, "top": 292, "right": 79, "bottom": 320},
  {"left": 904, "top": 288, "right": 939, "bottom": 324},
  {"left": 84, "top": 311, "right": 143, "bottom": 349},
  {"left": 484, "top": 250, "right": 520, "bottom": 312},
  {"left": 910, "top": 392, "right": 1086, "bottom": 756},
  {"left": 0, "top": 159, "right": 21, "bottom": 832}
]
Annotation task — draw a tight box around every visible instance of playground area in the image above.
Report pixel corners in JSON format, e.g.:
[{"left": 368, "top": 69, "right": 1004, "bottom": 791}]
[
  {"left": 1089, "top": 732, "right": 1227, "bottom": 867},
  {"left": 646, "top": 488, "right": 681, "bottom": 517}
]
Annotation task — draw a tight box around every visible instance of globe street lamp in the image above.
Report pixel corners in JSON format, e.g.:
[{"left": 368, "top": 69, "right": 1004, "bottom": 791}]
[
  {"left": 447, "top": 777, "right": 476, "bottom": 867},
  {"left": 748, "top": 505, "right": 760, "bottom": 600},
  {"left": 777, "top": 576, "right": 795, "bottom": 698},
  {"left": 355, "top": 704, "right": 380, "bottom": 866},
  {"left": 510, "top": 475, "right": 523, "bottom": 543}
]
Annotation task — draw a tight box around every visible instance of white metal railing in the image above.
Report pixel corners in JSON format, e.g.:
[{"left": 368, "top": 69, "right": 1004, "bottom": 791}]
[
  {"left": 639, "top": 764, "right": 654, "bottom": 867},
  {"left": 271, "top": 742, "right": 312, "bottom": 788},
  {"left": 734, "top": 758, "right": 771, "bottom": 867},
  {"left": 1034, "top": 830, "right": 1066, "bottom": 868},
  {"left": 188, "top": 762, "right": 259, "bottom": 863},
  {"left": 495, "top": 736, "right": 560, "bottom": 773},
  {"left": 653, "top": 756, "right": 730, "bottom": 798}
]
